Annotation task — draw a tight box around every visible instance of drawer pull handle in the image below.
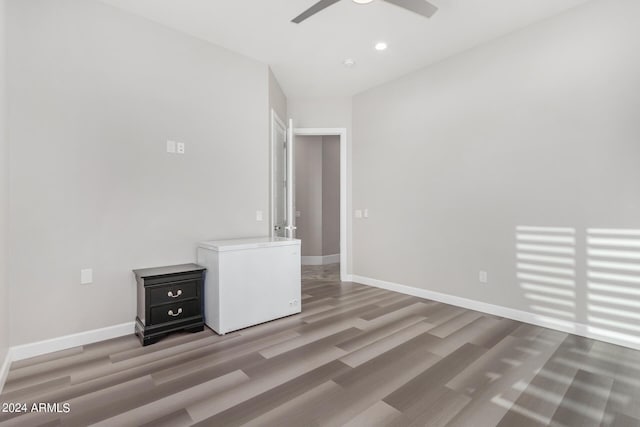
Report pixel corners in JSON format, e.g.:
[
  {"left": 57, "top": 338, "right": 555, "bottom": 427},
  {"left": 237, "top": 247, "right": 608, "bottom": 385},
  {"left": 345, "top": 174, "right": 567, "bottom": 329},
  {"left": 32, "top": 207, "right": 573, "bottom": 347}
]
[
  {"left": 168, "top": 308, "right": 183, "bottom": 317},
  {"left": 167, "top": 290, "right": 183, "bottom": 298}
]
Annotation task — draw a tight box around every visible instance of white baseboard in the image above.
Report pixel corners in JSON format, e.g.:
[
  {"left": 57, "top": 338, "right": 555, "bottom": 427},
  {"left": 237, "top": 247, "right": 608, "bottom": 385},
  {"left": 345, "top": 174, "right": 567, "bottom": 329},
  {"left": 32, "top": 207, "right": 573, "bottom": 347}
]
[
  {"left": 302, "top": 254, "right": 340, "bottom": 266},
  {"left": 351, "top": 275, "right": 640, "bottom": 352},
  {"left": 10, "top": 322, "right": 135, "bottom": 362},
  {"left": 0, "top": 348, "right": 12, "bottom": 393}
]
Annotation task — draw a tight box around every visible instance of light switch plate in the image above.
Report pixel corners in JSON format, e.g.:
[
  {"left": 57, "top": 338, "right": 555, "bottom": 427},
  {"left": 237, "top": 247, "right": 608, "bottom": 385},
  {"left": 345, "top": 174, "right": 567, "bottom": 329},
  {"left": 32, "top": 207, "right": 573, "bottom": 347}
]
[
  {"left": 363, "top": 209, "right": 369, "bottom": 218},
  {"left": 81, "top": 268, "right": 93, "bottom": 285},
  {"left": 355, "top": 210, "right": 362, "bottom": 219},
  {"left": 166, "top": 140, "right": 176, "bottom": 153},
  {"left": 256, "top": 210, "right": 263, "bottom": 221}
]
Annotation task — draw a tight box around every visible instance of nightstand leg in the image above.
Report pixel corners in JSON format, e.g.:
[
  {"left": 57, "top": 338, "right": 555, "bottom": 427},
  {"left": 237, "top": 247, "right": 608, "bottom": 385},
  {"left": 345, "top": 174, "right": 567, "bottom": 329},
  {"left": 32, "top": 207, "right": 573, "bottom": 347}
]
[{"left": 184, "top": 325, "right": 204, "bottom": 333}]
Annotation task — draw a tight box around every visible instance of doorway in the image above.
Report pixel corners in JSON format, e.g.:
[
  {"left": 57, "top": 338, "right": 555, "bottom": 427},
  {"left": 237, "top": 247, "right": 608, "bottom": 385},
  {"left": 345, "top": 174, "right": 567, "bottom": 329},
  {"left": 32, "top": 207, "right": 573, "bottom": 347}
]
[
  {"left": 269, "top": 113, "right": 349, "bottom": 281},
  {"left": 295, "top": 135, "right": 340, "bottom": 269},
  {"left": 294, "top": 128, "right": 348, "bottom": 282}
]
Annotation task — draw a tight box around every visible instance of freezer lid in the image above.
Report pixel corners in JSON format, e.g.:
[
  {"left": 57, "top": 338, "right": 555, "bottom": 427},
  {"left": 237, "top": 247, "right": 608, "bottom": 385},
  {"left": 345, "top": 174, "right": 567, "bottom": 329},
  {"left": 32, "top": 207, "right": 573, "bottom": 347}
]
[{"left": 198, "top": 236, "right": 301, "bottom": 252}]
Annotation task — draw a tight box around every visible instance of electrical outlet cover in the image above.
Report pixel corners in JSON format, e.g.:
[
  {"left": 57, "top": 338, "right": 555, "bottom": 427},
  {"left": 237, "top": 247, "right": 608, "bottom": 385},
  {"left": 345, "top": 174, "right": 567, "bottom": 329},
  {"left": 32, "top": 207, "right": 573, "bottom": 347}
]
[
  {"left": 479, "top": 271, "right": 488, "bottom": 283},
  {"left": 166, "top": 140, "right": 176, "bottom": 153},
  {"left": 81, "top": 268, "right": 93, "bottom": 285}
]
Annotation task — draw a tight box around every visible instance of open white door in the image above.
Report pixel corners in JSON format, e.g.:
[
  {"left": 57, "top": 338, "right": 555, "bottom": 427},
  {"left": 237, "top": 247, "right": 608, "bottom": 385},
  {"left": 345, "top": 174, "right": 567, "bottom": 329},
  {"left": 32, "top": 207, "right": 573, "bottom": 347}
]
[{"left": 271, "top": 113, "right": 296, "bottom": 238}]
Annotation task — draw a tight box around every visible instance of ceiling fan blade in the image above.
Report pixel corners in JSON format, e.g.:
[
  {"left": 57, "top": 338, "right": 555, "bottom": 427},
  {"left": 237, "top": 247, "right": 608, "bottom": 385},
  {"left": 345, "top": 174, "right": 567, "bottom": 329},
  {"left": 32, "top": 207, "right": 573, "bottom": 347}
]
[
  {"left": 292, "top": 0, "right": 342, "bottom": 24},
  {"left": 382, "top": 0, "right": 438, "bottom": 18}
]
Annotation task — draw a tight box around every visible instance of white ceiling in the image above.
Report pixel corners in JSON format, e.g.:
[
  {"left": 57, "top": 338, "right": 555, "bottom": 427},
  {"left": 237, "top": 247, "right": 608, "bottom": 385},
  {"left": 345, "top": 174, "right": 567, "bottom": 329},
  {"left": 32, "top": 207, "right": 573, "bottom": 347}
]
[{"left": 100, "top": 0, "right": 591, "bottom": 98}]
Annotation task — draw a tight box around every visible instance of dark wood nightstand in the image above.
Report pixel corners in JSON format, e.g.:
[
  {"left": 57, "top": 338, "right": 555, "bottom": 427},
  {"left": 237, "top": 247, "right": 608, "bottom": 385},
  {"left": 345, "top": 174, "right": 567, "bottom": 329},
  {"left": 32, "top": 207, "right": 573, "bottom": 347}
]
[{"left": 133, "top": 263, "right": 206, "bottom": 346}]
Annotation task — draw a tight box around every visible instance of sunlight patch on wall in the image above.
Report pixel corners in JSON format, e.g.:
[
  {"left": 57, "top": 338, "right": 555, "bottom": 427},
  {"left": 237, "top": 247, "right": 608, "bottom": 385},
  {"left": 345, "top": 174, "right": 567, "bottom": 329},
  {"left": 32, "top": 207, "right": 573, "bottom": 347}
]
[
  {"left": 587, "top": 228, "right": 640, "bottom": 345},
  {"left": 516, "top": 226, "right": 577, "bottom": 331}
]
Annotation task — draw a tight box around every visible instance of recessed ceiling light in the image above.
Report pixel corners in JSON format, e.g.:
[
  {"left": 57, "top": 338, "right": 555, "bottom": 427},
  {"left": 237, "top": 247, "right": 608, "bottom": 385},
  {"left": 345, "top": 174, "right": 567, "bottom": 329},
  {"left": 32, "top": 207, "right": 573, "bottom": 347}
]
[
  {"left": 353, "top": 0, "right": 374, "bottom": 4},
  {"left": 375, "top": 42, "right": 388, "bottom": 51},
  {"left": 343, "top": 58, "right": 356, "bottom": 68}
]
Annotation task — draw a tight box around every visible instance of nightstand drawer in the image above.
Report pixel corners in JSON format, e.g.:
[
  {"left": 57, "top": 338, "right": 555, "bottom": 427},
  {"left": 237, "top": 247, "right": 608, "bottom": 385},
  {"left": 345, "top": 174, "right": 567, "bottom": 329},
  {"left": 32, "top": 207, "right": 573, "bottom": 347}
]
[
  {"left": 150, "top": 299, "right": 200, "bottom": 325},
  {"left": 149, "top": 280, "right": 199, "bottom": 305}
]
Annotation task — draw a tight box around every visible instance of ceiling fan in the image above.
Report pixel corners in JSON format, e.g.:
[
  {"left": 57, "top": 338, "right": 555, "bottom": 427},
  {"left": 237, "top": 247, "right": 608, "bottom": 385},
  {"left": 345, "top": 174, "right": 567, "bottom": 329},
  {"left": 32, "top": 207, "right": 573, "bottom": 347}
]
[{"left": 291, "top": 0, "right": 438, "bottom": 24}]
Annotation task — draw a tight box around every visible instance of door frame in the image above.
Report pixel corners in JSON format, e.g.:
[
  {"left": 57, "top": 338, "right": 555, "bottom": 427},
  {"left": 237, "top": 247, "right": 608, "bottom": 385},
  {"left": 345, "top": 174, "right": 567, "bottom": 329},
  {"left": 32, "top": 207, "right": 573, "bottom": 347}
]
[
  {"left": 269, "top": 109, "right": 287, "bottom": 239},
  {"left": 293, "top": 127, "right": 349, "bottom": 282}
]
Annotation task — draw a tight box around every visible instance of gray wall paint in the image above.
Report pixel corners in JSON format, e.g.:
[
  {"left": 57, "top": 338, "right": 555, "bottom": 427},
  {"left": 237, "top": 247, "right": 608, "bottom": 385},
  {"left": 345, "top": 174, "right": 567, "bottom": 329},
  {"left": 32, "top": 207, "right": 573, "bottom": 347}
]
[
  {"left": 7, "top": 0, "right": 270, "bottom": 345},
  {"left": 295, "top": 135, "right": 340, "bottom": 258},
  {"left": 0, "top": 0, "right": 9, "bottom": 362},
  {"left": 295, "top": 136, "right": 323, "bottom": 257},
  {"left": 322, "top": 136, "right": 340, "bottom": 256},
  {"left": 353, "top": 0, "right": 640, "bottom": 344}
]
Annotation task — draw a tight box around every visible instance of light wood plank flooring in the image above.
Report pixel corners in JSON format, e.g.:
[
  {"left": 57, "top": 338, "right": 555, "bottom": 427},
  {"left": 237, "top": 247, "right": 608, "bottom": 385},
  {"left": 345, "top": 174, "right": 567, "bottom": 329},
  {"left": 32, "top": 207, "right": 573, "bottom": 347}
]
[{"left": 2, "top": 264, "right": 640, "bottom": 426}]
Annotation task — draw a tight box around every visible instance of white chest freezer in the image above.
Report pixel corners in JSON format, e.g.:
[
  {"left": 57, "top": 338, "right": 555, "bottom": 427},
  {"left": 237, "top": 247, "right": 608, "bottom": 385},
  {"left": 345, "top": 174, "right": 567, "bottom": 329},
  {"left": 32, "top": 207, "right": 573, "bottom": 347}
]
[{"left": 197, "top": 237, "right": 301, "bottom": 335}]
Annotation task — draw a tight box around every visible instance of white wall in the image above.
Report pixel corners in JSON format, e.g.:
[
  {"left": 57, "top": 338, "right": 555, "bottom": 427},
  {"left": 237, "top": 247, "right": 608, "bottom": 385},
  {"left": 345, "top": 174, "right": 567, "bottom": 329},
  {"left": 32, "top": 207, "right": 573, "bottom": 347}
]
[
  {"left": 353, "top": 0, "right": 640, "bottom": 346},
  {"left": 0, "top": 0, "right": 9, "bottom": 364},
  {"left": 7, "top": 0, "right": 271, "bottom": 345},
  {"left": 288, "top": 97, "right": 351, "bottom": 130},
  {"left": 322, "top": 136, "right": 340, "bottom": 256},
  {"left": 268, "top": 68, "right": 287, "bottom": 124}
]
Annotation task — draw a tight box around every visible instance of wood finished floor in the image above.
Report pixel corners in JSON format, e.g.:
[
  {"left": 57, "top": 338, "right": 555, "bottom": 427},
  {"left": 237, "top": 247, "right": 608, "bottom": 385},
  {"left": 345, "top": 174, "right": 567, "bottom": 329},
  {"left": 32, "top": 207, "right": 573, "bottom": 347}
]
[{"left": 2, "top": 264, "right": 640, "bottom": 426}]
